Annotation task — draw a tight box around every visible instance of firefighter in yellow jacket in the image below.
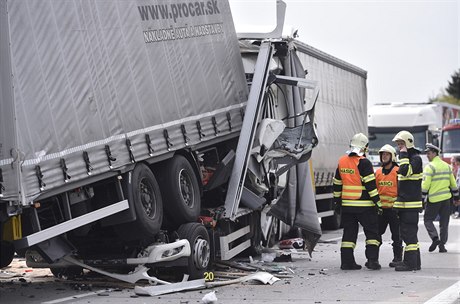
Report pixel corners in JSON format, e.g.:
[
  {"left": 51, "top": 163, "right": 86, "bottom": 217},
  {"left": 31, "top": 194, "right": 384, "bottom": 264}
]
[
  {"left": 333, "top": 133, "right": 382, "bottom": 270},
  {"left": 375, "top": 144, "right": 402, "bottom": 267},
  {"left": 422, "top": 143, "right": 459, "bottom": 253}
]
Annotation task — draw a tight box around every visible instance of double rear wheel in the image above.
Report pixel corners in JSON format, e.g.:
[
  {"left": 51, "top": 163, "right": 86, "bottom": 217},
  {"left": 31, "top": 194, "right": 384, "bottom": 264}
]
[{"left": 159, "top": 155, "right": 201, "bottom": 227}]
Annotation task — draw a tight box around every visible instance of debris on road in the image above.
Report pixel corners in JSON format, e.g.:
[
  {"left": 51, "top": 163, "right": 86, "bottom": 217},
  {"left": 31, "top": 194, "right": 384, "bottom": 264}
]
[
  {"left": 279, "top": 238, "right": 305, "bottom": 249},
  {"left": 201, "top": 290, "right": 218, "bottom": 303},
  {"left": 134, "top": 279, "right": 206, "bottom": 296}
]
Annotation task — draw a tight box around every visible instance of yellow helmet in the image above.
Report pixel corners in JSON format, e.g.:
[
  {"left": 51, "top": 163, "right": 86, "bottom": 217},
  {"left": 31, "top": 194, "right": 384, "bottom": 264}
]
[
  {"left": 379, "top": 144, "right": 397, "bottom": 162},
  {"left": 349, "top": 133, "right": 368, "bottom": 156},
  {"left": 392, "top": 130, "right": 414, "bottom": 149}
]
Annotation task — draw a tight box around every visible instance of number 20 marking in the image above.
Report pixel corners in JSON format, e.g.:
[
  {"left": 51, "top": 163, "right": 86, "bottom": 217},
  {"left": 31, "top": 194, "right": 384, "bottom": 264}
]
[{"left": 204, "top": 272, "right": 214, "bottom": 281}]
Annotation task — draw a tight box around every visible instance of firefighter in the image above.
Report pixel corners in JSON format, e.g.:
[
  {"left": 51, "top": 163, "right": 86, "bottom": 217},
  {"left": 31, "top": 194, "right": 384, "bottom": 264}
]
[
  {"left": 392, "top": 130, "right": 423, "bottom": 271},
  {"left": 375, "top": 144, "right": 402, "bottom": 267},
  {"left": 422, "top": 143, "right": 459, "bottom": 253},
  {"left": 333, "top": 133, "right": 382, "bottom": 270}
]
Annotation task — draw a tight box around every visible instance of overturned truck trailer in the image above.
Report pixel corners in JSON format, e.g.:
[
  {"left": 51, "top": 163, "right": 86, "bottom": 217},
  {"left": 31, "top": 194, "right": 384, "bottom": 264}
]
[{"left": 0, "top": 0, "right": 320, "bottom": 280}]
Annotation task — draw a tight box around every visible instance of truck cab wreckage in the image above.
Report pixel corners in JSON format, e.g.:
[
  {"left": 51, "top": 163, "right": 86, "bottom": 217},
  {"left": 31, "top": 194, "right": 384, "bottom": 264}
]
[{"left": 0, "top": 0, "right": 322, "bottom": 286}]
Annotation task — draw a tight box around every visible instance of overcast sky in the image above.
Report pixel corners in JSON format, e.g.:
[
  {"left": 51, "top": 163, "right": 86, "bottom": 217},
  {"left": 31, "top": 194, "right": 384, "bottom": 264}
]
[{"left": 228, "top": 0, "right": 459, "bottom": 106}]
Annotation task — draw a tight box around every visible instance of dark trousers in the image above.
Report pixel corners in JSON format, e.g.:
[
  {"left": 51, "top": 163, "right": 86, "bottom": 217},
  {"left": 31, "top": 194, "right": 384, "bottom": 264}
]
[
  {"left": 378, "top": 208, "right": 402, "bottom": 248},
  {"left": 424, "top": 199, "right": 451, "bottom": 245},
  {"left": 398, "top": 210, "right": 420, "bottom": 268},
  {"left": 341, "top": 209, "right": 380, "bottom": 264}
]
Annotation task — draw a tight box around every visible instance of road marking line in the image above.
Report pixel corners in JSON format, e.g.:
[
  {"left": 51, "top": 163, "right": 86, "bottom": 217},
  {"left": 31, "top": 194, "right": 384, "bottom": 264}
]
[{"left": 424, "top": 281, "right": 460, "bottom": 304}]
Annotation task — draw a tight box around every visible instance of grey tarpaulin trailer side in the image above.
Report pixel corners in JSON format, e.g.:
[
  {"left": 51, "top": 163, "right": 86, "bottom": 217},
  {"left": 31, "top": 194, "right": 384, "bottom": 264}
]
[
  {"left": 0, "top": 0, "right": 248, "bottom": 268},
  {"left": 0, "top": 0, "right": 247, "bottom": 205}
]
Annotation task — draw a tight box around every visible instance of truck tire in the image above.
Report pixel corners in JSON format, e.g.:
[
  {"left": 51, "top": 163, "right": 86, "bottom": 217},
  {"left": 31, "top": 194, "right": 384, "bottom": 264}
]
[
  {"left": 119, "top": 164, "right": 163, "bottom": 241},
  {"left": 1, "top": 241, "right": 15, "bottom": 268},
  {"left": 321, "top": 208, "right": 341, "bottom": 230},
  {"left": 177, "top": 223, "right": 210, "bottom": 279},
  {"left": 160, "top": 155, "right": 201, "bottom": 226}
]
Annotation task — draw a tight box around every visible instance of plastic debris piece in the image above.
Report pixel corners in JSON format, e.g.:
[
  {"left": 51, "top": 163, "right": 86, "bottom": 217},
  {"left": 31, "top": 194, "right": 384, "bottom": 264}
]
[
  {"left": 279, "top": 238, "right": 304, "bottom": 249},
  {"left": 261, "top": 252, "right": 276, "bottom": 262},
  {"left": 201, "top": 291, "right": 218, "bottom": 304}
]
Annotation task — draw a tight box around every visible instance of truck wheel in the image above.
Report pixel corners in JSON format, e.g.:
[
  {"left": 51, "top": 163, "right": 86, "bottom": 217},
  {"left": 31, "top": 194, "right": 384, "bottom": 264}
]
[
  {"left": 1, "top": 241, "right": 15, "bottom": 268},
  {"left": 321, "top": 208, "right": 341, "bottom": 230},
  {"left": 120, "top": 164, "right": 163, "bottom": 241},
  {"left": 177, "top": 223, "right": 210, "bottom": 279},
  {"left": 161, "top": 155, "right": 200, "bottom": 226}
]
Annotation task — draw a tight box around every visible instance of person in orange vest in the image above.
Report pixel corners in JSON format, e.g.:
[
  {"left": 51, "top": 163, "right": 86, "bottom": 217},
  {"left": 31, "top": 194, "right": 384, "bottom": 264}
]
[
  {"left": 333, "top": 133, "right": 382, "bottom": 270},
  {"left": 375, "top": 144, "right": 402, "bottom": 267}
]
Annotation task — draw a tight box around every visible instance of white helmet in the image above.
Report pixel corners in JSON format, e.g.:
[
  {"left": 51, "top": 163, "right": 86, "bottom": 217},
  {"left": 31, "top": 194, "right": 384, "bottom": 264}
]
[
  {"left": 392, "top": 130, "right": 415, "bottom": 149},
  {"left": 348, "top": 133, "right": 368, "bottom": 156},
  {"left": 379, "top": 144, "right": 397, "bottom": 162}
]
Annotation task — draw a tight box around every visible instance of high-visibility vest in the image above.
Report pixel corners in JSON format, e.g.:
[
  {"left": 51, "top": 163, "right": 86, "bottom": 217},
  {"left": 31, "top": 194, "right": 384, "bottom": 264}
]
[
  {"left": 338, "top": 155, "right": 375, "bottom": 207},
  {"left": 375, "top": 166, "right": 398, "bottom": 208},
  {"left": 422, "top": 156, "right": 458, "bottom": 203}
]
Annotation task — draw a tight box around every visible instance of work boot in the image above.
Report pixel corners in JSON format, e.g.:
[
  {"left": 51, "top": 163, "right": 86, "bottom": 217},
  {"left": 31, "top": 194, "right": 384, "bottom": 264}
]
[
  {"left": 341, "top": 248, "right": 360, "bottom": 270},
  {"left": 439, "top": 244, "right": 447, "bottom": 253},
  {"left": 429, "top": 238, "right": 440, "bottom": 252},
  {"left": 390, "top": 261, "right": 404, "bottom": 268},
  {"left": 389, "top": 259, "right": 403, "bottom": 267},
  {"left": 395, "top": 262, "right": 417, "bottom": 271},
  {"left": 341, "top": 263, "right": 362, "bottom": 270},
  {"left": 365, "top": 260, "right": 381, "bottom": 270},
  {"left": 389, "top": 246, "right": 403, "bottom": 267}
]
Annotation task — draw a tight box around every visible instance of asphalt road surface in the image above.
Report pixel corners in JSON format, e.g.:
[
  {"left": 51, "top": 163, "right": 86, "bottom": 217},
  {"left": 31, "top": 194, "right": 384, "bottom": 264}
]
[{"left": 1, "top": 214, "right": 459, "bottom": 304}]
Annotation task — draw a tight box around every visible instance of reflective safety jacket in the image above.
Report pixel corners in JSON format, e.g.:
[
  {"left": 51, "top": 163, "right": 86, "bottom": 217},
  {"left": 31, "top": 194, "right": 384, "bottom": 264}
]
[
  {"left": 333, "top": 154, "right": 381, "bottom": 212},
  {"left": 422, "top": 156, "right": 459, "bottom": 203},
  {"left": 375, "top": 164, "right": 398, "bottom": 208},
  {"left": 394, "top": 148, "right": 423, "bottom": 209}
]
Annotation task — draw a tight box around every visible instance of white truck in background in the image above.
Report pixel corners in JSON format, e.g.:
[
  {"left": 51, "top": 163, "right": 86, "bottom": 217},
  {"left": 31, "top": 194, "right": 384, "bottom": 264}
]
[
  {"left": 1, "top": 0, "right": 322, "bottom": 282},
  {"left": 368, "top": 102, "right": 460, "bottom": 168}
]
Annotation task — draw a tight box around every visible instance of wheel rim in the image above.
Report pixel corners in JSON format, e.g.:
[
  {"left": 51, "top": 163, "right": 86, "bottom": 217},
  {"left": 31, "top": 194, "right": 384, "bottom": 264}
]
[
  {"left": 178, "top": 169, "right": 195, "bottom": 208},
  {"left": 193, "top": 237, "right": 210, "bottom": 269},
  {"left": 139, "top": 177, "right": 157, "bottom": 219}
]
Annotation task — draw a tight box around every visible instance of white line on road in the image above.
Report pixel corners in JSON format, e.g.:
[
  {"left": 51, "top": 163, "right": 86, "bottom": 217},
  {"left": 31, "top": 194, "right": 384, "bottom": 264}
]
[{"left": 424, "top": 281, "right": 460, "bottom": 304}]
